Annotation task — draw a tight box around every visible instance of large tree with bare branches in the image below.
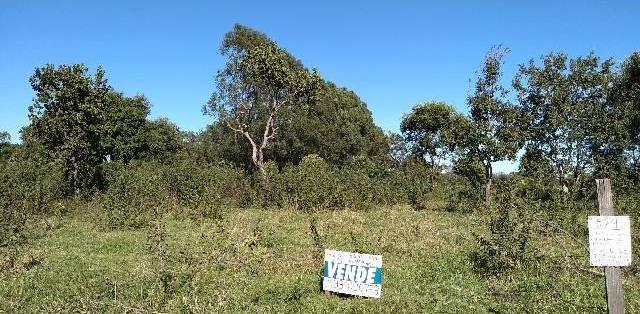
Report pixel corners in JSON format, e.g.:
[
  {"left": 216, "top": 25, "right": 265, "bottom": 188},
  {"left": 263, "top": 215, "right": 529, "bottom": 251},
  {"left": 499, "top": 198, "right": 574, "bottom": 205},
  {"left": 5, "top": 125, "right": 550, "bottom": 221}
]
[{"left": 205, "top": 24, "right": 321, "bottom": 174}]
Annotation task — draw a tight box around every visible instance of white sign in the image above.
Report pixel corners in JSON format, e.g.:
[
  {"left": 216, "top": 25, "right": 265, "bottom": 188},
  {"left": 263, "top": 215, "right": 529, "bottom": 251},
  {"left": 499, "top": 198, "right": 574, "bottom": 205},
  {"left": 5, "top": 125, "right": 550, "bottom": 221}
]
[
  {"left": 322, "top": 249, "right": 382, "bottom": 298},
  {"left": 588, "top": 216, "right": 632, "bottom": 267}
]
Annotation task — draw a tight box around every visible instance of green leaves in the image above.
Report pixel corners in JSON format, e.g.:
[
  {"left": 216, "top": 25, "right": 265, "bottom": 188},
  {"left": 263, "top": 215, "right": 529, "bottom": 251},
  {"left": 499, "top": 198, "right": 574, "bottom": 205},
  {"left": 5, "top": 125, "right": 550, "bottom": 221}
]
[
  {"left": 467, "top": 46, "right": 524, "bottom": 164},
  {"left": 206, "top": 24, "right": 382, "bottom": 172},
  {"left": 27, "top": 64, "right": 111, "bottom": 194},
  {"left": 0, "top": 132, "right": 9, "bottom": 146},
  {"left": 400, "top": 101, "right": 467, "bottom": 171},
  {"left": 461, "top": 47, "right": 525, "bottom": 204},
  {"left": 26, "top": 64, "right": 177, "bottom": 195},
  {"left": 514, "top": 52, "right": 622, "bottom": 189}
]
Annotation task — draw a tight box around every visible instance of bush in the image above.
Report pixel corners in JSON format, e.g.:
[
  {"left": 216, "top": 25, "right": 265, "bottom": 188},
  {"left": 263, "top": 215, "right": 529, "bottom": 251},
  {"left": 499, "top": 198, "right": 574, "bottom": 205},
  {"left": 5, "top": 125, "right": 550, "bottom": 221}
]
[
  {"left": 165, "top": 160, "right": 250, "bottom": 219},
  {"left": 442, "top": 174, "right": 482, "bottom": 212},
  {"left": 276, "top": 155, "right": 335, "bottom": 211},
  {"left": 0, "top": 158, "right": 63, "bottom": 269},
  {"left": 333, "top": 160, "right": 375, "bottom": 210},
  {"left": 256, "top": 155, "right": 410, "bottom": 211},
  {"left": 99, "top": 161, "right": 173, "bottom": 229},
  {"left": 338, "top": 156, "right": 406, "bottom": 210},
  {"left": 614, "top": 188, "right": 640, "bottom": 275},
  {"left": 400, "top": 160, "right": 433, "bottom": 210},
  {"left": 470, "top": 177, "right": 535, "bottom": 276}
]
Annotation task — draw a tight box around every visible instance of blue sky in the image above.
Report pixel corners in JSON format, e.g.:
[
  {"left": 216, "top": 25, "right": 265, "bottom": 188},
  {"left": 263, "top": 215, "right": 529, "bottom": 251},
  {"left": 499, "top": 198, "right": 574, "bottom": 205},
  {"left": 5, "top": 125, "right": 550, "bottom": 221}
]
[{"left": 1, "top": 1, "right": 639, "bottom": 171}]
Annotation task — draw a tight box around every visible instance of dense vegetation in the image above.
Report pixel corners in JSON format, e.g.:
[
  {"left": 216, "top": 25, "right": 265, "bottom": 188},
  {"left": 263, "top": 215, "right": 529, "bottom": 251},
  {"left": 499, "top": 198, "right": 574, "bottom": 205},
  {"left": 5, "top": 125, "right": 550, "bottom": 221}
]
[{"left": 1, "top": 24, "right": 640, "bottom": 312}]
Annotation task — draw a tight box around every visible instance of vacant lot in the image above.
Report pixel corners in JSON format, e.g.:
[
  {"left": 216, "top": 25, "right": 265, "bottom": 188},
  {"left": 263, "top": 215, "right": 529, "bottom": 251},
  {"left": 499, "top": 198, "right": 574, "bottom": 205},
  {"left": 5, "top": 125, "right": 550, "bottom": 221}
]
[{"left": 1, "top": 206, "right": 638, "bottom": 313}]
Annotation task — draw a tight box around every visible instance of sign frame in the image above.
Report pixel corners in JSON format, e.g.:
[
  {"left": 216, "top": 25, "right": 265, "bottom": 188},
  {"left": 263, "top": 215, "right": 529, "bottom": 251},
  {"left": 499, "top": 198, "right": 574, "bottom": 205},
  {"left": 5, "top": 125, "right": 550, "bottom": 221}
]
[
  {"left": 588, "top": 215, "right": 632, "bottom": 267},
  {"left": 322, "top": 249, "right": 382, "bottom": 298}
]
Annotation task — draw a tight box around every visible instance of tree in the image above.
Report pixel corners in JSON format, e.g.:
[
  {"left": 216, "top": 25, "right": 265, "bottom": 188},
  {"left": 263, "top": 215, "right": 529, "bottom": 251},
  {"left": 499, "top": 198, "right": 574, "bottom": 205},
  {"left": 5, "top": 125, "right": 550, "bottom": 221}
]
[
  {"left": 0, "top": 131, "right": 11, "bottom": 161},
  {"left": 205, "top": 24, "right": 321, "bottom": 175},
  {"left": 139, "top": 118, "right": 182, "bottom": 162},
  {"left": 466, "top": 47, "right": 524, "bottom": 206},
  {"left": 268, "top": 81, "right": 388, "bottom": 166},
  {"left": 616, "top": 52, "right": 640, "bottom": 182},
  {"left": 27, "top": 64, "right": 111, "bottom": 195},
  {"left": 453, "top": 153, "right": 485, "bottom": 190},
  {"left": 0, "top": 132, "right": 9, "bottom": 152},
  {"left": 386, "top": 132, "right": 410, "bottom": 169},
  {"left": 99, "top": 92, "right": 150, "bottom": 163},
  {"left": 201, "top": 82, "right": 389, "bottom": 169},
  {"left": 204, "top": 25, "right": 386, "bottom": 171},
  {"left": 514, "top": 52, "right": 620, "bottom": 193},
  {"left": 26, "top": 64, "right": 159, "bottom": 194},
  {"left": 519, "top": 146, "right": 553, "bottom": 178},
  {"left": 0, "top": 132, "right": 9, "bottom": 145},
  {"left": 400, "top": 101, "right": 467, "bottom": 172}
]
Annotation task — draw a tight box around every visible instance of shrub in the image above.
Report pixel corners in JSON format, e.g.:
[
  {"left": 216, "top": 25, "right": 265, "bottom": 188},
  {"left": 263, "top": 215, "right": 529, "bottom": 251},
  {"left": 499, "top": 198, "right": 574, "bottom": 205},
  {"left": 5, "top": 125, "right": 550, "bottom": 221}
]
[
  {"left": 263, "top": 155, "right": 408, "bottom": 211},
  {"left": 277, "top": 155, "right": 335, "bottom": 211},
  {"left": 470, "top": 178, "right": 535, "bottom": 276},
  {"left": 400, "top": 160, "right": 433, "bottom": 210},
  {"left": 165, "top": 160, "right": 250, "bottom": 219},
  {"left": 334, "top": 161, "right": 374, "bottom": 210},
  {"left": 99, "top": 161, "right": 172, "bottom": 229},
  {"left": 442, "top": 174, "right": 482, "bottom": 212},
  {"left": 0, "top": 158, "right": 63, "bottom": 270},
  {"left": 336, "top": 156, "right": 407, "bottom": 210}
]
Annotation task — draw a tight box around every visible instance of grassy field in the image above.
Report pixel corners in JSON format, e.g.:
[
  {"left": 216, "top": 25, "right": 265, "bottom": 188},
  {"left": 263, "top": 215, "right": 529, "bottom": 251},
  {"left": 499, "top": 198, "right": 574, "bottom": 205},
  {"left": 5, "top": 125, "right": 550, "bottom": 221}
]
[{"left": 1, "top": 206, "right": 638, "bottom": 313}]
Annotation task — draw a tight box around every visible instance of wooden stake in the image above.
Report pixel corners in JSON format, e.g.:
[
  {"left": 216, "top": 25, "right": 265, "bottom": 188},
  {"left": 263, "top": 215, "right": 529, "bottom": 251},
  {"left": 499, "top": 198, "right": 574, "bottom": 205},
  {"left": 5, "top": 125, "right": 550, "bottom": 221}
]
[{"left": 596, "top": 179, "right": 625, "bottom": 314}]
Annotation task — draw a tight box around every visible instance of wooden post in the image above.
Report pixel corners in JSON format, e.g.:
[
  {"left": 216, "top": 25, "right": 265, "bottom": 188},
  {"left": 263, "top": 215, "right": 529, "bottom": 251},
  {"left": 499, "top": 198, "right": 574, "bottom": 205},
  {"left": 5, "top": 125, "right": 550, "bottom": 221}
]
[{"left": 596, "top": 179, "right": 625, "bottom": 314}]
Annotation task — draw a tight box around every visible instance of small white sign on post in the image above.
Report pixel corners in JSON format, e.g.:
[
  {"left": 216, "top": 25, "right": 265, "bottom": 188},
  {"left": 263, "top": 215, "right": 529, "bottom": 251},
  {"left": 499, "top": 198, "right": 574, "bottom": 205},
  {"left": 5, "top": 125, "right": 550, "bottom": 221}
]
[
  {"left": 322, "top": 249, "right": 382, "bottom": 298},
  {"left": 588, "top": 216, "right": 632, "bottom": 267}
]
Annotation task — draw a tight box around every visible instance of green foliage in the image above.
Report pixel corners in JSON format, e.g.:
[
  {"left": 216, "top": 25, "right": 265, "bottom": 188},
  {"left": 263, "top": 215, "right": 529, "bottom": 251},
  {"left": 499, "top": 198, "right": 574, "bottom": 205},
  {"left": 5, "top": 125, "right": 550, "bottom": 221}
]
[
  {"left": 386, "top": 132, "right": 410, "bottom": 169},
  {"left": 0, "top": 132, "right": 12, "bottom": 161},
  {"left": 471, "top": 177, "right": 535, "bottom": 276},
  {"left": 25, "top": 64, "right": 176, "bottom": 195},
  {"left": 453, "top": 153, "right": 485, "bottom": 189},
  {"left": 276, "top": 155, "right": 335, "bottom": 211},
  {"left": 441, "top": 173, "right": 482, "bottom": 213},
  {"left": 98, "top": 92, "right": 150, "bottom": 163},
  {"left": 401, "top": 101, "right": 467, "bottom": 171},
  {"left": 618, "top": 52, "right": 640, "bottom": 184},
  {"left": 165, "top": 159, "right": 250, "bottom": 219},
  {"left": 0, "top": 132, "right": 9, "bottom": 146},
  {"left": 399, "top": 160, "right": 434, "bottom": 210},
  {"left": 206, "top": 24, "right": 322, "bottom": 173},
  {"left": 203, "top": 25, "right": 387, "bottom": 170},
  {"left": 138, "top": 118, "right": 182, "bottom": 162},
  {"left": 269, "top": 82, "right": 389, "bottom": 167},
  {"left": 256, "top": 155, "right": 407, "bottom": 211},
  {"left": 188, "top": 123, "right": 252, "bottom": 168},
  {"left": 347, "top": 157, "right": 408, "bottom": 210},
  {"left": 26, "top": 64, "right": 112, "bottom": 194},
  {"left": 466, "top": 46, "right": 525, "bottom": 204},
  {"left": 98, "top": 161, "right": 172, "bottom": 229},
  {"left": 0, "top": 157, "right": 63, "bottom": 270},
  {"left": 514, "top": 52, "right": 621, "bottom": 192},
  {"left": 519, "top": 146, "right": 553, "bottom": 179},
  {"left": 97, "top": 159, "right": 253, "bottom": 228}
]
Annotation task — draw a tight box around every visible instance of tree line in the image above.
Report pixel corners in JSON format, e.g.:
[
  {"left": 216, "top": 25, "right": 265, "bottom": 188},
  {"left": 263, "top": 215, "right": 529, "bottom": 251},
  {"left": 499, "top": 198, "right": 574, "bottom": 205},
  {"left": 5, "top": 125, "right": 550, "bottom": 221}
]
[
  {"left": 2, "top": 23, "right": 640, "bottom": 206},
  {"left": 2, "top": 24, "right": 389, "bottom": 196},
  {"left": 401, "top": 47, "right": 640, "bottom": 205}
]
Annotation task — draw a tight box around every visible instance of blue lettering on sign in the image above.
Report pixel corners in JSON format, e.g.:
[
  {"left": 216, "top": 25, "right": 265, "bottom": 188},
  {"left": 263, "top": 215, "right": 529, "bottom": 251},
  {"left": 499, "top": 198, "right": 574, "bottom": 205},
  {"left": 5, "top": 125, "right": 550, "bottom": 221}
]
[{"left": 323, "top": 261, "right": 382, "bottom": 284}]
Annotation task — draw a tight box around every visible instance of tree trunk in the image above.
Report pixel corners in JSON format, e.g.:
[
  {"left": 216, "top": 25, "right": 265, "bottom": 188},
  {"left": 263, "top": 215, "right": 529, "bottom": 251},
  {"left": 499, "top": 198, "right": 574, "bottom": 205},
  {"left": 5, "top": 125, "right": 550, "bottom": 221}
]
[
  {"left": 484, "top": 161, "right": 492, "bottom": 207},
  {"left": 256, "top": 149, "right": 265, "bottom": 177},
  {"left": 249, "top": 142, "right": 266, "bottom": 176},
  {"left": 430, "top": 155, "right": 437, "bottom": 173},
  {"left": 71, "top": 155, "right": 80, "bottom": 196}
]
